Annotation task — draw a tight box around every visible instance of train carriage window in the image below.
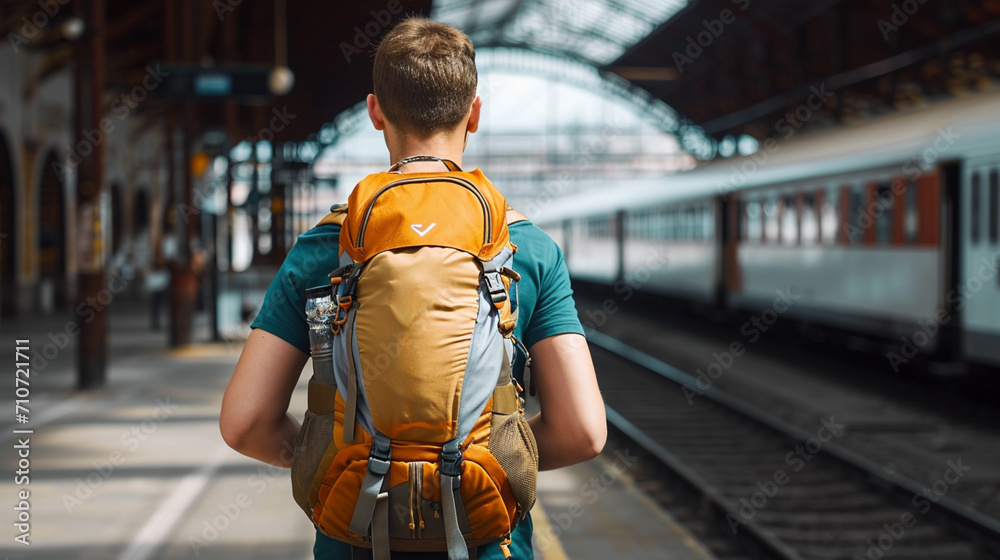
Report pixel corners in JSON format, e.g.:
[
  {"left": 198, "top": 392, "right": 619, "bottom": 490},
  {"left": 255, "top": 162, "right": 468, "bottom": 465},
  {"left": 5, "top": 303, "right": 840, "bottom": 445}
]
[
  {"left": 695, "top": 205, "right": 703, "bottom": 241},
  {"left": 764, "top": 194, "right": 779, "bottom": 243},
  {"left": 971, "top": 173, "right": 981, "bottom": 245},
  {"left": 697, "top": 206, "right": 704, "bottom": 240},
  {"left": 801, "top": 193, "right": 818, "bottom": 245},
  {"left": 664, "top": 210, "right": 674, "bottom": 239},
  {"left": 685, "top": 207, "right": 697, "bottom": 240},
  {"left": 746, "top": 199, "right": 762, "bottom": 242},
  {"left": 700, "top": 205, "right": 709, "bottom": 240},
  {"left": 905, "top": 181, "right": 919, "bottom": 243},
  {"left": 781, "top": 194, "right": 798, "bottom": 246},
  {"left": 703, "top": 204, "right": 713, "bottom": 240},
  {"left": 875, "top": 183, "right": 893, "bottom": 245},
  {"left": 588, "top": 217, "right": 612, "bottom": 238},
  {"left": 821, "top": 187, "right": 839, "bottom": 245},
  {"left": 989, "top": 170, "right": 999, "bottom": 244},
  {"left": 696, "top": 206, "right": 704, "bottom": 240},
  {"left": 849, "top": 186, "right": 865, "bottom": 245}
]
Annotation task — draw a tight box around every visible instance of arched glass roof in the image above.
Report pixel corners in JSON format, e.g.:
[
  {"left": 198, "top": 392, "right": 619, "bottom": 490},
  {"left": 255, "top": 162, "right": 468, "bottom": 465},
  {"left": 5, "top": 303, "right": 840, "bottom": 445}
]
[
  {"left": 313, "top": 55, "right": 697, "bottom": 210},
  {"left": 308, "top": 48, "right": 716, "bottom": 160},
  {"left": 432, "top": 0, "right": 689, "bottom": 65}
]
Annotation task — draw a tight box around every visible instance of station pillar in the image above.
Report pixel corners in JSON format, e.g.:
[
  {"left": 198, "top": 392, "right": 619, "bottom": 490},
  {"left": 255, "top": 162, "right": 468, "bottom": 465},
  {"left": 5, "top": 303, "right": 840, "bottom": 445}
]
[{"left": 74, "top": 0, "right": 108, "bottom": 389}]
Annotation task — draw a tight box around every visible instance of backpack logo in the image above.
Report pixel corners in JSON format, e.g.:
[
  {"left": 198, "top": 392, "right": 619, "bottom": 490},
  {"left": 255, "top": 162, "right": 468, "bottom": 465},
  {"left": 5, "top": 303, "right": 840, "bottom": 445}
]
[{"left": 410, "top": 223, "right": 437, "bottom": 237}]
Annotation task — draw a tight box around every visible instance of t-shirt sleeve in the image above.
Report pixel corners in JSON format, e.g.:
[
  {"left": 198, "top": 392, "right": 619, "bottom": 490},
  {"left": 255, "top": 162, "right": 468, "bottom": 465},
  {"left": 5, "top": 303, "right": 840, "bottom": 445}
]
[
  {"left": 250, "top": 225, "right": 342, "bottom": 355},
  {"left": 521, "top": 244, "right": 585, "bottom": 348}
]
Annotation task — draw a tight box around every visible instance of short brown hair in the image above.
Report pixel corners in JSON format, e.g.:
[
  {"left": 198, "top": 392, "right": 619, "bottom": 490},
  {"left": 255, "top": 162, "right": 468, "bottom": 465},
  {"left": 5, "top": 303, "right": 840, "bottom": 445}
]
[{"left": 373, "top": 18, "right": 478, "bottom": 136}]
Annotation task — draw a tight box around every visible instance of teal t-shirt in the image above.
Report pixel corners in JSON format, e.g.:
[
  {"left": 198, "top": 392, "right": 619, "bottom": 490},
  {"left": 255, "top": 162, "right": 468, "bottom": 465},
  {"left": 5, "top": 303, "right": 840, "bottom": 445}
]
[{"left": 250, "top": 218, "right": 584, "bottom": 560}]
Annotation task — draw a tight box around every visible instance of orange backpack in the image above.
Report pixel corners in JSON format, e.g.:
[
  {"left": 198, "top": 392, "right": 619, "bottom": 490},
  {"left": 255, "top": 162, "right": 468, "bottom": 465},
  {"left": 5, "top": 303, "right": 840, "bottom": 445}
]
[{"left": 291, "top": 157, "right": 537, "bottom": 560}]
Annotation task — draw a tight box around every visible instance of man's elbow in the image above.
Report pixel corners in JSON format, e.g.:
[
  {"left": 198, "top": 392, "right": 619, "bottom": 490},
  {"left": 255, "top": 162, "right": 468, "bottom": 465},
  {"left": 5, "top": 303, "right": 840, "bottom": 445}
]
[
  {"left": 566, "top": 417, "right": 607, "bottom": 463},
  {"left": 581, "top": 421, "right": 607, "bottom": 461},
  {"left": 219, "top": 411, "right": 255, "bottom": 454}
]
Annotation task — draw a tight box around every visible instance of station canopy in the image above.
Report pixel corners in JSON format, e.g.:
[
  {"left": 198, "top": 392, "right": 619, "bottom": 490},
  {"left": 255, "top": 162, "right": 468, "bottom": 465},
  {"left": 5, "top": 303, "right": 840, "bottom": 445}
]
[
  {"left": 307, "top": 0, "right": 719, "bottom": 159},
  {"left": 28, "top": 0, "right": 996, "bottom": 162},
  {"left": 431, "top": 0, "right": 688, "bottom": 65}
]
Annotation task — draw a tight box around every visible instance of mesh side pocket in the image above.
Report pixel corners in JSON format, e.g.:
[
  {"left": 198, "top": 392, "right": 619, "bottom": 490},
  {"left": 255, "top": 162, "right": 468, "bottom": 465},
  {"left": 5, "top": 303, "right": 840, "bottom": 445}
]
[
  {"left": 489, "top": 412, "right": 538, "bottom": 513},
  {"left": 291, "top": 410, "right": 336, "bottom": 519}
]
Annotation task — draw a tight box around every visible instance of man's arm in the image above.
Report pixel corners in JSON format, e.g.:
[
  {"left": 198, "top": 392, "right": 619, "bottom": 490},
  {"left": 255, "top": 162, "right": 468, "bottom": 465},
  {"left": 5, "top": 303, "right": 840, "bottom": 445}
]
[
  {"left": 527, "top": 333, "right": 607, "bottom": 471},
  {"left": 220, "top": 329, "right": 309, "bottom": 467}
]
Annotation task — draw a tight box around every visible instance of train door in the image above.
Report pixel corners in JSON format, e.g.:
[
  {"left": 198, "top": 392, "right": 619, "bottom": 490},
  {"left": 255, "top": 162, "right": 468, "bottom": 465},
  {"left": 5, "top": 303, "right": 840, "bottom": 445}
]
[
  {"left": 0, "top": 134, "right": 15, "bottom": 319},
  {"left": 961, "top": 158, "right": 1000, "bottom": 367}
]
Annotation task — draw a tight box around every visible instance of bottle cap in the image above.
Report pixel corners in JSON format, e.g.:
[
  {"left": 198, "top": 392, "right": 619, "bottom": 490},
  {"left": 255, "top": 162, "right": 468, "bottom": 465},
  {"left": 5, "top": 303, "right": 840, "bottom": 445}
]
[{"left": 305, "top": 285, "right": 332, "bottom": 299}]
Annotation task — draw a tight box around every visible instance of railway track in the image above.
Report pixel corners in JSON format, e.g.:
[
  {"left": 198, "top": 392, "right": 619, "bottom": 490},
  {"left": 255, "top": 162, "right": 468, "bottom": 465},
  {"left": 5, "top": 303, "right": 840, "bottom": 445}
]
[{"left": 586, "top": 329, "right": 1000, "bottom": 560}]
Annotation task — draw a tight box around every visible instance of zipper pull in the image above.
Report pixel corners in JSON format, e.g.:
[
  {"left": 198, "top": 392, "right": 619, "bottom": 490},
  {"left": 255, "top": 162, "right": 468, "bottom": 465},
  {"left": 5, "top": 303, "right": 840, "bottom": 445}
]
[
  {"left": 408, "top": 463, "right": 417, "bottom": 537},
  {"left": 415, "top": 462, "right": 425, "bottom": 538},
  {"left": 499, "top": 536, "right": 512, "bottom": 559}
]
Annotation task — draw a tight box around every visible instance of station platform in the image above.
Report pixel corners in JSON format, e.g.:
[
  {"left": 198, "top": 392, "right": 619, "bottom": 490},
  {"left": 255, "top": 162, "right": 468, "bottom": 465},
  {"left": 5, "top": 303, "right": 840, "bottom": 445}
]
[{"left": 0, "top": 308, "right": 716, "bottom": 560}]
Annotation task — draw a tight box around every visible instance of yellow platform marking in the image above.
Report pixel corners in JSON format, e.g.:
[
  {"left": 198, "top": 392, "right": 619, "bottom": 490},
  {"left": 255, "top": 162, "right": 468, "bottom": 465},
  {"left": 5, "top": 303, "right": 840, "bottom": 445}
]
[{"left": 531, "top": 500, "right": 571, "bottom": 560}]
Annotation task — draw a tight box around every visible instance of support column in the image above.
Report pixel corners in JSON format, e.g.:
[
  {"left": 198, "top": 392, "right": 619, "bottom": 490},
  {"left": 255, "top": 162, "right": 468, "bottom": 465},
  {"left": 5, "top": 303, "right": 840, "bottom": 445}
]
[
  {"left": 75, "top": 0, "right": 108, "bottom": 389},
  {"left": 166, "top": 0, "right": 199, "bottom": 347}
]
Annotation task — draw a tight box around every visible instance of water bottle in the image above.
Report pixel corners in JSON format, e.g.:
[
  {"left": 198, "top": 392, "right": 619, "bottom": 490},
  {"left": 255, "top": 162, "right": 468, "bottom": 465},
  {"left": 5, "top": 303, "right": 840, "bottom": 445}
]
[{"left": 305, "top": 285, "right": 337, "bottom": 385}]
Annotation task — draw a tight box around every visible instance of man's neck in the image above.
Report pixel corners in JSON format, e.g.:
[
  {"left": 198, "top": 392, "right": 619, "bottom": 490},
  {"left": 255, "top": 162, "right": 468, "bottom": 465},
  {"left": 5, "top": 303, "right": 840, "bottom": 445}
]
[{"left": 387, "top": 130, "right": 467, "bottom": 173}]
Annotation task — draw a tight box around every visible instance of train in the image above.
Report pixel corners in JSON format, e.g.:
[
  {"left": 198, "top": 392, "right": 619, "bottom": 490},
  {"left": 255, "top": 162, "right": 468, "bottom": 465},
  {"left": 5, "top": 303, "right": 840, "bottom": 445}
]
[{"left": 534, "top": 91, "right": 1000, "bottom": 370}]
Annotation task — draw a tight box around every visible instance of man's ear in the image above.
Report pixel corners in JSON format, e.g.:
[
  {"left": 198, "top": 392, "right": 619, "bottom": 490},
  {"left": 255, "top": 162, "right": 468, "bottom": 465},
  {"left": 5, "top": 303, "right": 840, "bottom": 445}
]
[
  {"left": 367, "top": 94, "right": 386, "bottom": 131},
  {"left": 466, "top": 96, "right": 482, "bottom": 134}
]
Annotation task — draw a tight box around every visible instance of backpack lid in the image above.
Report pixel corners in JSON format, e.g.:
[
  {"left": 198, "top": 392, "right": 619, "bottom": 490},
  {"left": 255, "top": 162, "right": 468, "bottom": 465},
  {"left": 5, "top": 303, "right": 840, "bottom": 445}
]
[{"left": 339, "top": 168, "right": 511, "bottom": 262}]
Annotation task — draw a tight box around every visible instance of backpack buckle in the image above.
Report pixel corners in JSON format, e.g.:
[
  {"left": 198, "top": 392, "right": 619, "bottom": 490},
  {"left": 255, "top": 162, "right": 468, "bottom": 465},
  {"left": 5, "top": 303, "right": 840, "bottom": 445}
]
[
  {"left": 368, "top": 437, "right": 392, "bottom": 473},
  {"left": 368, "top": 456, "right": 390, "bottom": 476},
  {"left": 483, "top": 271, "right": 507, "bottom": 306},
  {"left": 439, "top": 441, "right": 463, "bottom": 478}
]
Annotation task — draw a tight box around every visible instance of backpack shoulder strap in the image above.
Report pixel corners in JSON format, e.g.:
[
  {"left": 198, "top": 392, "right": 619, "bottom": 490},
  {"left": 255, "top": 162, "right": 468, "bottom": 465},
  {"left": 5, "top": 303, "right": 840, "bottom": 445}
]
[
  {"left": 505, "top": 205, "right": 528, "bottom": 226},
  {"left": 316, "top": 204, "right": 348, "bottom": 228}
]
